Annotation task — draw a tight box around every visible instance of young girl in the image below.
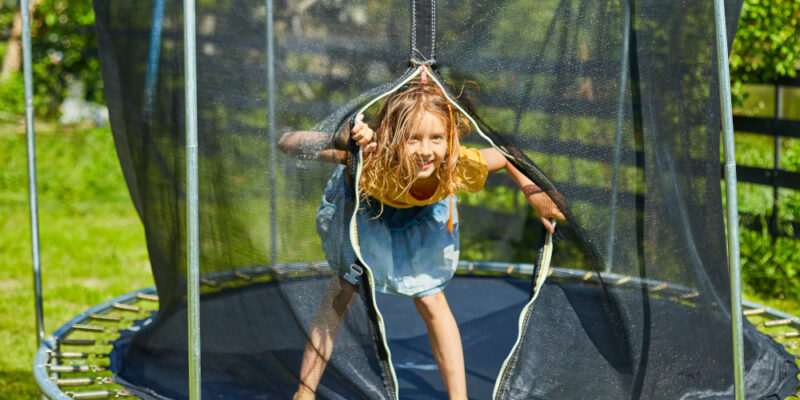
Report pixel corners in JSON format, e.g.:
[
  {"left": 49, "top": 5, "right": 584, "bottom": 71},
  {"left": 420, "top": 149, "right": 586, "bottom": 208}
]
[{"left": 278, "top": 80, "right": 564, "bottom": 400}]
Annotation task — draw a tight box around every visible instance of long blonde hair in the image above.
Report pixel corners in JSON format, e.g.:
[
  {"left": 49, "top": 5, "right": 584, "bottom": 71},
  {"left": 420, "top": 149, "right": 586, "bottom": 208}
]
[{"left": 359, "top": 81, "right": 470, "bottom": 201}]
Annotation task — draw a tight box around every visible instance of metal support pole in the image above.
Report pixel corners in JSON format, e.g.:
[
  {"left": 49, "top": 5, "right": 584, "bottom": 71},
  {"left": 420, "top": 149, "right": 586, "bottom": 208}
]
[
  {"left": 183, "top": 0, "right": 201, "bottom": 398},
  {"left": 605, "top": 0, "right": 631, "bottom": 273},
  {"left": 21, "top": 0, "right": 45, "bottom": 348},
  {"left": 712, "top": 0, "right": 745, "bottom": 397},
  {"left": 266, "top": 0, "right": 277, "bottom": 266}
]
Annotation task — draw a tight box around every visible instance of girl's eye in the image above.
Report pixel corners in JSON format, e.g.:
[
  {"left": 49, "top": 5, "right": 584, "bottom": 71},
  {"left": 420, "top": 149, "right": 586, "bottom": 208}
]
[{"left": 408, "top": 136, "right": 419, "bottom": 142}]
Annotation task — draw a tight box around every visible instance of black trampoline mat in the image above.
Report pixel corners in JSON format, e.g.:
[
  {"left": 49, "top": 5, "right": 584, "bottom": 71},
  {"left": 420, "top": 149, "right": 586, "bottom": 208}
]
[
  {"left": 378, "top": 275, "right": 530, "bottom": 400},
  {"left": 110, "top": 272, "right": 799, "bottom": 399}
]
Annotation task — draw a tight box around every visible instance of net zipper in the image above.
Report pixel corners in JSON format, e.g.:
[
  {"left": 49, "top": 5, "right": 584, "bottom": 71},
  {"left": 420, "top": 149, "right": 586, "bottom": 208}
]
[
  {"left": 492, "top": 223, "right": 555, "bottom": 399},
  {"left": 347, "top": 68, "right": 424, "bottom": 400},
  {"left": 349, "top": 65, "right": 546, "bottom": 399}
]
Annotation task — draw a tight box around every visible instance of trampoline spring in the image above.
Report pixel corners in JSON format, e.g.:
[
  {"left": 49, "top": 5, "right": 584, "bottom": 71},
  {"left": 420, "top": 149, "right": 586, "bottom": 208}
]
[
  {"left": 50, "top": 351, "right": 90, "bottom": 359},
  {"left": 200, "top": 277, "right": 219, "bottom": 287},
  {"left": 650, "top": 283, "right": 668, "bottom": 292},
  {"left": 680, "top": 292, "right": 700, "bottom": 299},
  {"left": 89, "top": 313, "right": 123, "bottom": 322},
  {"left": 56, "top": 377, "right": 96, "bottom": 387},
  {"left": 582, "top": 272, "right": 593, "bottom": 280},
  {"left": 769, "top": 331, "right": 799, "bottom": 339},
  {"left": 764, "top": 318, "right": 794, "bottom": 327},
  {"left": 72, "top": 324, "right": 107, "bottom": 332},
  {"left": 783, "top": 342, "right": 798, "bottom": 349},
  {"left": 743, "top": 308, "right": 766, "bottom": 316},
  {"left": 58, "top": 339, "right": 97, "bottom": 346},
  {"left": 506, "top": 265, "right": 514, "bottom": 274},
  {"left": 616, "top": 276, "right": 631, "bottom": 285},
  {"left": 235, "top": 271, "right": 252, "bottom": 281},
  {"left": 65, "top": 390, "right": 117, "bottom": 399},
  {"left": 112, "top": 303, "right": 141, "bottom": 312},
  {"left": 136, "top": 293, "right": 159, "bottom": 301},
  {"left": 49, "top": 365, "right": 102, "bottom": 373}
]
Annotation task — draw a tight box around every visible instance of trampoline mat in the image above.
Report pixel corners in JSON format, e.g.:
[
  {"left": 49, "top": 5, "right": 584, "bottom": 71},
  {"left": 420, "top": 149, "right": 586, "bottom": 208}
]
[{"left": 110, "top": 273, "right": 798, "bottom": 399}]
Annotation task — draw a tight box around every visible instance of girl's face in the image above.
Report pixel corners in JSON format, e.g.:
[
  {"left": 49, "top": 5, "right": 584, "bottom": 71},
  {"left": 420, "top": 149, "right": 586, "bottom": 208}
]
[{"left": 405, "top": 111, "right": 449, "bottom": 181}]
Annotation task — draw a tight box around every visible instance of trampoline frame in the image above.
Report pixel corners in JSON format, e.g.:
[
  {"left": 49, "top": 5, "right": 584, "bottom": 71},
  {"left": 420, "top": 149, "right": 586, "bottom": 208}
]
[{"left": 20, "top": 0, "right": 747, "bottom": 398}]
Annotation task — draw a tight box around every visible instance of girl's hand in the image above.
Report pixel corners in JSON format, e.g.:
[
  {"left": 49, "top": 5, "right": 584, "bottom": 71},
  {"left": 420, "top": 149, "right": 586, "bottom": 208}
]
[
  {"left": 522, "top": 185, "right": 565, "bottom": 234},
  {"left": 351, "top": 114, "right": 377, "bottom": 153}
]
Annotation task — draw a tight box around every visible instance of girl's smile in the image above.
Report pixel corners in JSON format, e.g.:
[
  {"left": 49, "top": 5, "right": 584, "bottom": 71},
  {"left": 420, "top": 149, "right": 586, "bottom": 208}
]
[{"left": 406, "top": 111, "right": 449, "bottom": 181}]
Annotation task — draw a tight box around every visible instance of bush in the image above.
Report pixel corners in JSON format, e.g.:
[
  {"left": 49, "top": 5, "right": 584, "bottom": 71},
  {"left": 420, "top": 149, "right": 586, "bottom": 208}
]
[{"left": 740, "top": 217, "right": 800, "bottom": 300}]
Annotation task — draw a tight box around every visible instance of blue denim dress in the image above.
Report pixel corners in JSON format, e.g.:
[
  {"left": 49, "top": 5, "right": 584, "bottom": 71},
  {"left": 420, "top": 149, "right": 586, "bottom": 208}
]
[{"left": 316, "top": 165, "right": 459, "bottom": 297}]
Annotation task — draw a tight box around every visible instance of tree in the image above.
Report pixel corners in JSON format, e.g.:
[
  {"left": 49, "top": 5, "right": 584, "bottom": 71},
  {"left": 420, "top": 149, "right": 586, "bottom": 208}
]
[
  {"left": 0, "top": 0, "right": 100, "bottom": 118},
  {"left": 730, "top": 0, "right": 800, "bottom": 105},
  {"left": 1, "top": 0, "right": 41, "bottom": 79}
]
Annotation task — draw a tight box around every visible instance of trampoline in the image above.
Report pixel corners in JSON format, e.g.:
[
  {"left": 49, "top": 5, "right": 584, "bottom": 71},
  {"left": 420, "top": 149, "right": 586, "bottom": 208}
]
[{"left": 22, "top": 0, "right": 800, "bottom": 398}]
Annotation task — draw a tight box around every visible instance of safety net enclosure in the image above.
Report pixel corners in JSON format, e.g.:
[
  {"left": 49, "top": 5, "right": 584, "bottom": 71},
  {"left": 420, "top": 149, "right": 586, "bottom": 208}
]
[{"left": 90, "top": 0, "right": 799, "bottom": 399}]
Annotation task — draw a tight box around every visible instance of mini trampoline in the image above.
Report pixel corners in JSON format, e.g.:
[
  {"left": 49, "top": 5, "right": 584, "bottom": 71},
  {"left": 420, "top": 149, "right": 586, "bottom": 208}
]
[{"left": 23, "top": 0, "right": 800, "bottom": 398}]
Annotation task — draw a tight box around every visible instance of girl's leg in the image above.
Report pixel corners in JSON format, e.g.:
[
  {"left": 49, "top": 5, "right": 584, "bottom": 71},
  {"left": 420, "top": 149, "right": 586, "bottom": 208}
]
[
  {"left": 413, "top": 291, "right": 467, "bottom": 400},
  {"left": 294, "top": 276, "right": 359, "bottom": 400}
]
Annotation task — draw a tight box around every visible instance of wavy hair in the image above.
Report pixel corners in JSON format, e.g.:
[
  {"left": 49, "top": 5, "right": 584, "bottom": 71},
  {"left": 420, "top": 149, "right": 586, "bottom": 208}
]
[{"left": 359, "top": 80, "right": 470, "bottom": 203}]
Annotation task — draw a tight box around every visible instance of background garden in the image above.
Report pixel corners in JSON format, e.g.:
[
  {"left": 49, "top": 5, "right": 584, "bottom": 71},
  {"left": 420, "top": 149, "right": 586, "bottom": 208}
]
[{"left": 1, "top": 0, "right": 799, "bottom": 398}]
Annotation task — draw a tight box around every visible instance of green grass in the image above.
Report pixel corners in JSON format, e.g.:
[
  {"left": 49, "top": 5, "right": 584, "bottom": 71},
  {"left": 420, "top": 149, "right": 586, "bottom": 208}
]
[{"left": 0, "top": 122, "right": 152, "bottom": 399}]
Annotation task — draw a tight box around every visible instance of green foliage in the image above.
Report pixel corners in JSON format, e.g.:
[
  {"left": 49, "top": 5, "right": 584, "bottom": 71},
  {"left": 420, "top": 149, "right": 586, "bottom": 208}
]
[
  {"left": 740, "top": 217, "right": 800, "bottom": 300},
  {"left": 732, "top": 115, "right": 800, "bottom": 302},
  {"left": 730, "top": 0, "right": 800, "bottom": 105},
  {"left": 0, "top": 71, "right": 24, "bottom": 117},
  {"left": 0, "top": 0, "right": 101, "bottom": 118}
]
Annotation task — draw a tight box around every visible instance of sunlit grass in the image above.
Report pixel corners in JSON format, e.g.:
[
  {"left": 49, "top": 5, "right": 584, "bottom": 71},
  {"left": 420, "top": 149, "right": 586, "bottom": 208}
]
[{"left": 0, "top": 122, "right": 152, "bottom": 399}]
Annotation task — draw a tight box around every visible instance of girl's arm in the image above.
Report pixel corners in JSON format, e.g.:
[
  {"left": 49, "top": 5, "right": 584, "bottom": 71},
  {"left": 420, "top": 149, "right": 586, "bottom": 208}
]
[
  {"left": 277, "top": 115, "right": 375, "bottom": 164},
  {"left": 277, "top": 130, "right": 348, "bottom": 164},
  {"left": 480, "top": 148, "right": 566, "bottom": 233}
]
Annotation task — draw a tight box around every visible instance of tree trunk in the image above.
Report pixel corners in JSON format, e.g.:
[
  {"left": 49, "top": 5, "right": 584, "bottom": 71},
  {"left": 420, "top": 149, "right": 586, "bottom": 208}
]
[{"left": 1, "top": 0, "right": 42, "bottom": 80}]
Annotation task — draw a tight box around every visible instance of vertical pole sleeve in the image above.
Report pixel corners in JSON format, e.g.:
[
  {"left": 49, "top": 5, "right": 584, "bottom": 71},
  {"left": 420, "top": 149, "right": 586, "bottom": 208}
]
[
  {"left": 183, "top": 0, "right": 202, "bottom": 398},
  {"left": 712, "top": 0, "right": 745, "bottom": 397},
  {"left": 21, "top": 0, "right": 45, "bottom": 348}
]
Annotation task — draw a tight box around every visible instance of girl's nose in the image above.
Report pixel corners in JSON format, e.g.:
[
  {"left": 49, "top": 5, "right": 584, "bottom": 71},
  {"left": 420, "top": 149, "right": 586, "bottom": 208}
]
[{"left": 418, "top": 140, "right": 432, "bottom": 156}]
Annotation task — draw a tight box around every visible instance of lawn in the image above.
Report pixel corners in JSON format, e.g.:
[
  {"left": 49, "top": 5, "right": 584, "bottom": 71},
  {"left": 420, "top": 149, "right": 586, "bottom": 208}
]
[{"left": 0, "top": 122, "right": 152, "bottom": 399}]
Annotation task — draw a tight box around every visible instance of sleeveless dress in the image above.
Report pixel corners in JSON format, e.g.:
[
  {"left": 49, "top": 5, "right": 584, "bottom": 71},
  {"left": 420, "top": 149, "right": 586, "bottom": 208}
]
[{"left": 315, "top": 146, "right": 488, "bottom": 297}]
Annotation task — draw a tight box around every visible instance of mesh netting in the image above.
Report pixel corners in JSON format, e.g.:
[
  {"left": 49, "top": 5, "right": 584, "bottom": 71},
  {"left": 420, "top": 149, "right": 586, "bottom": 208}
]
[{"left": 93, "top": 0, "right": 798, "bottom": 398}]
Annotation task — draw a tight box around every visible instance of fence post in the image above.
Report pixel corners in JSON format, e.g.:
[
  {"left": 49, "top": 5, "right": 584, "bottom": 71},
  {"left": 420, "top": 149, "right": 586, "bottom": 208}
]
[{"left": 770, "top": 85, "right": 783, "bottom": 235}]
